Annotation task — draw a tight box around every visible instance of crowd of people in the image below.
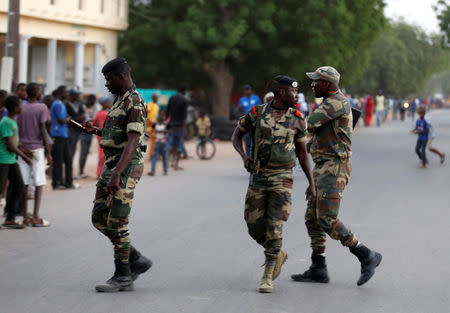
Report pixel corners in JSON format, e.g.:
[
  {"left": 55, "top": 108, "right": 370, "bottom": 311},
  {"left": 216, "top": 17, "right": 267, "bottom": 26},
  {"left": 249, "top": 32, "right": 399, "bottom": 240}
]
[
  {"left": 0, "top": 83, "right": 115, "bottom": 229},
  {"left": 0, "top": 81, "right": 212, "bottom": 229}
]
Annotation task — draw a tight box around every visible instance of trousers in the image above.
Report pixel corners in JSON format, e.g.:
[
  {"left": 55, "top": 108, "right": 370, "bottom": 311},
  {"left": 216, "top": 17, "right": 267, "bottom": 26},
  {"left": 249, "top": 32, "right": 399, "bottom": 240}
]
[{"left": 305, "top": 158, "right": 358, "bottom": 254}]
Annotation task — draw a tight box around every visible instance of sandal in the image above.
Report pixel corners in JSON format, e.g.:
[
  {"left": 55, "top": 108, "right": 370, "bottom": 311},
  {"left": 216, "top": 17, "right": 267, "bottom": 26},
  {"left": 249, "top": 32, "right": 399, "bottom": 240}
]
[
  {"left": 2, "top": 221, "right": 26, "bottom": 229},
  {"left": 32, "top": 218, "right": 51, "bottom": 227}
]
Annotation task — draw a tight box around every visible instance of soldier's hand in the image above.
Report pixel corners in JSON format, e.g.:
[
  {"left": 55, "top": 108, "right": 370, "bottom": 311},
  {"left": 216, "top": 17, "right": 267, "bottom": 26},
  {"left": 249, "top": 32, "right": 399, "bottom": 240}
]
[
  {"left": 305, "top": 184, "right": 316, "bottom": 202},
  {"left": 243, "top": 156, "right": 254, "bottom": 172},
  {"left": 106, "top": 173, "right": 122, "bottom": 195},
  {"left": 82, "top": 121, "right": 96, "bottom": 134}
]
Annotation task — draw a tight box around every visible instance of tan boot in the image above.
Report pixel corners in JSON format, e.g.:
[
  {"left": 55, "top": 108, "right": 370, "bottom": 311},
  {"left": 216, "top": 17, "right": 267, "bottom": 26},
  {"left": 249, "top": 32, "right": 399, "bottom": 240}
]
[
  {"left": 259, "top": 263, "right": 275, "bottom": 293},
  {"left": 272, "top": 250, "right": 288, "bottom": 280}
]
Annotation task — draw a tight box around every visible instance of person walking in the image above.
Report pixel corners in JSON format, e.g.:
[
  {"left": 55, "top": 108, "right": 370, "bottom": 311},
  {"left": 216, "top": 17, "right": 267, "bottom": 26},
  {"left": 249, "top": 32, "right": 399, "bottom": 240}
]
[
  {"left": 0, "top": 96, "right": 32, "bottom": 228},
  {"left": 232, "top": 75, "right": 315, "bottom": 293},
  {"left": 425, "top": 116, "right": 445, "bottom": 165},
  {"left": 148, "top": 110, "right": 168, "bottom": 176},
  {"left": 77, "top": 58, "right": 152, "bottom": 292},
  {"left": 92, "top": 97, "right": 111, "bottom": 178},
  {"left": 411, "top": 107, "right": 430, "bottom": 168},
  {"left": 291, "top": 66, "right": 382, "bottom": 286},
  {"left": 17, "top": 83, "right": 52, "bottom": 227},
  {"left": 50, "top": 86, "right": 73, "bottom": 190}
]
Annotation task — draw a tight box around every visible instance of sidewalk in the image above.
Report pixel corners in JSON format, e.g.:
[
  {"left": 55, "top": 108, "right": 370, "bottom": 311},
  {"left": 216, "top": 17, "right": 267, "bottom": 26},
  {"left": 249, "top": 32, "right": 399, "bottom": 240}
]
[{"left": 43, "top": 138, "right": 237, "bottom": 193}]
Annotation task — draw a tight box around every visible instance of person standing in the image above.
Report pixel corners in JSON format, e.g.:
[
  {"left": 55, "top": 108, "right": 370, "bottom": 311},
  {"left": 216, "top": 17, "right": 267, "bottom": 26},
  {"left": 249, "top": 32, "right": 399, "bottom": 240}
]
[
  {"left": 167, "top": 85, "right": 188, "bottom": 170},
  {"left": 364, "top": 95, "right": 374, "bottom": 126},
  {"left": 66, "top": 88, "right": 85, "bottom": 176},
  {"left": 15, "top": 83, "right": 28, "bottom": 104},
  {"left": 195, "top": 111, "right": 211, "bottom": 159},
  {"left": 238, "top": 84, "right": 262, "bottom": 157},
  {"left": 412, "top": 107, "right": 430, "bottom": 168},
  {"left": 146, "top": 93, "right": 159, "bottom": 160},
  {"left": 291, "top": 66, "right": 382, "bottom": 286},
  {"left": 78, "top": 94, "right": 97, "bottom": 178},
  {"left": 375, "top": 90, "right": 385, "bottom": 127},
  {"left": 92, "top": 97, "right": 111, "bottom": 178},
  {"left": 232, "top": 75, "right": 315, "bottom": 293},
  {"left": 17, "top": 83, "right": 52, "bottom": 227},
  {"left": 77, "top": 58, "right": 152, "bottom": 292},
  {"left": 50, "top": 86, "right": 72, "bottom": 190},
  {"left": 148, "top": 110, "right": 168, "bottom": 176},
  {"left": 0, "top": 96, "right": 32, "bottom": 228}
]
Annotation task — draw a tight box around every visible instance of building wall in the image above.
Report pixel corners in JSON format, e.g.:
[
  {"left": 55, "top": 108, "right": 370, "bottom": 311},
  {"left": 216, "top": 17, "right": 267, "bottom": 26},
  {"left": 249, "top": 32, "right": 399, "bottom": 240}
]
[{"left": 0, "top": 0, "right": 128, "bottom": 94}]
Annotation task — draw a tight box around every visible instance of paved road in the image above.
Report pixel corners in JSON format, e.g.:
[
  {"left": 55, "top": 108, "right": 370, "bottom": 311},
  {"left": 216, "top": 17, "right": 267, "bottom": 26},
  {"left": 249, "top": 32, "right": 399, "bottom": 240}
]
[{"left": 1, "top": 110, "right": 450, "bottom": 313}]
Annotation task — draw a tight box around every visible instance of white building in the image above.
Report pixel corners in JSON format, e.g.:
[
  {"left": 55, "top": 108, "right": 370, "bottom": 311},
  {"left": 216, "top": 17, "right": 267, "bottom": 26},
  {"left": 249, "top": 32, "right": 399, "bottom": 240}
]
[{"left": 0, "top": 0, "right": 129, "bottom": 94}]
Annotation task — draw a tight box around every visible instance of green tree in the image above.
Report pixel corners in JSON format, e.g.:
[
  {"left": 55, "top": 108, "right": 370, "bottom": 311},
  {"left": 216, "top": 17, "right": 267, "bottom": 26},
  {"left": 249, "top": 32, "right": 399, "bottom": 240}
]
[
  {"left": 121, "top": 0, "right": 386, "bottom": 117},
  {"left": 349, "top": 22, "right": 450, "bottom": 97},
  {"left": 434, "top": 0, "right": 450, "bottom": 44}
]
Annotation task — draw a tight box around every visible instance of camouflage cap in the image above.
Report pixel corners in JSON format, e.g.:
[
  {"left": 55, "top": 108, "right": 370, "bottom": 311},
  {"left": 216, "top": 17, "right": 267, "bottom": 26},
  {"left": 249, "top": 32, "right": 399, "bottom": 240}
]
[{"left": 306, "top": 66, "right": 340, "bottom": 85}]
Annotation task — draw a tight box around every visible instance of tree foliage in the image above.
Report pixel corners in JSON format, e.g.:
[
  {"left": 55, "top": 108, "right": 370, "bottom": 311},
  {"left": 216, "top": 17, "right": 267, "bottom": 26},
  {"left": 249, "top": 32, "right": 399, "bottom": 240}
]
[
  {"left": 434, "top": 0, "right": 450, "bottom": 44},
  {"left": 349, "top": 22, "right": 450, "bottom": 97},
  {"left": 120, "top": 0, "right": 386, "bottom": 116}
]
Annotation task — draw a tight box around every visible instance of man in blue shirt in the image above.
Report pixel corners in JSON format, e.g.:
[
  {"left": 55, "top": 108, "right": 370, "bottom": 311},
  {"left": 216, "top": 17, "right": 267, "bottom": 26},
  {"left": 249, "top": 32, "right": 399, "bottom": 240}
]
[
  {"left": 50, "top": 85, "right": 73, "bottom": 189},
  {"left": 238, "top": 84, "right": 261, "bottom": 157},
  {"left": 412, "top": 107, "right": 429, "bottom": 168}
]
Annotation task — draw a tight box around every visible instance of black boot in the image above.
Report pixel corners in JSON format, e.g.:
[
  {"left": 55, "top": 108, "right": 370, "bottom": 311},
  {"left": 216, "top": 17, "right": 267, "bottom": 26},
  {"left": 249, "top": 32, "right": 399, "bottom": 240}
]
[
  {"left": 95, "top": 261, "right": 134, "bottom": 292},
  {"left": 291, "top": 253, "right": 330, "bottom": 283},
  {"left": 349, "top": 244, "right": 382, "bottom": 286},
  {"left": 130, "top": 246, "right": 153, "bottom": 281}
]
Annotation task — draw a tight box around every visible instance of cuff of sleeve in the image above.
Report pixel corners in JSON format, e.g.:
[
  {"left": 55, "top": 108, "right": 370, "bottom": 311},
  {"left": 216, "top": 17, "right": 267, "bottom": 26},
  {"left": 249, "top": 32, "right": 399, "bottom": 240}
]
[
  {"left": 237, "top": 125, "right": 248, "bottom": 133},
  {"left": 127, "top": 123, "right": 144, "bottom": 135},
  {"left": 295, "top": 137, "right": 308, "bottom": 143}
]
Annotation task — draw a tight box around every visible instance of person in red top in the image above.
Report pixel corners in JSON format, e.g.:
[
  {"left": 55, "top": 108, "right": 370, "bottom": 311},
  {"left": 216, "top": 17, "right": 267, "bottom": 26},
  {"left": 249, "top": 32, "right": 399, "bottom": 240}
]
[
  {"left": 364, "top": 95, "right": 374, "bottom": 126},
  {"left": 92, "top": 97, "right": 111, "bottom": 178}
]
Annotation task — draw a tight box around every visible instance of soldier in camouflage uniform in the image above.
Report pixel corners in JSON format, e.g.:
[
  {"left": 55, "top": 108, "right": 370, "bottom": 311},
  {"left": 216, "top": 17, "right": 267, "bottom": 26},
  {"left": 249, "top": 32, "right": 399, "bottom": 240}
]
[
  {"left": 291, "top": 66, "right": 382, "bottom": 286},
  {"left": 232, "top": 75, "right": 315, "bottom": 293},
  {"left": 78, "top": 58, "right": 152, "bottom": 292}
]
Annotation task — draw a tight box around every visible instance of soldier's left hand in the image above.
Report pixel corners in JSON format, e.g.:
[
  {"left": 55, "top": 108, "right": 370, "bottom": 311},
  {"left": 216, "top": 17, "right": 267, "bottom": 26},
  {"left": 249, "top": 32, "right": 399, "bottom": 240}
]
[
  {"left": 305, "top": 184, "right": 316, "bottom": 202},
  {"left": 106, "top": 173, "right": 122, "bottom": 195}
]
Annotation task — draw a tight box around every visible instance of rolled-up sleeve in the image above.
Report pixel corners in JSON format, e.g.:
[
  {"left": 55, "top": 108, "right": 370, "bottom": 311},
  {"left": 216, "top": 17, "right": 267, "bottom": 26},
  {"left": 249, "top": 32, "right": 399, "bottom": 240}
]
[{"left": 126, "top": 94, "right": 146, "bottom": 135}]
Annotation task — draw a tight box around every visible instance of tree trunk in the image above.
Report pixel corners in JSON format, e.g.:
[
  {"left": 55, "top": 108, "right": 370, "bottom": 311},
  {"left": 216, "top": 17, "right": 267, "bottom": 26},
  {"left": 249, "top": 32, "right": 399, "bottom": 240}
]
[{"left": 204, "top": 60, "right": 234, "bottom": 118}]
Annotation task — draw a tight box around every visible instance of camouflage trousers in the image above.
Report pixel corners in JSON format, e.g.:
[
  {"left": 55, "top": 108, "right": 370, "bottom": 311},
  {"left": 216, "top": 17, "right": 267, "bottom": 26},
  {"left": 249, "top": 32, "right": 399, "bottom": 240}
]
[
  {"left": 92, "top": 151, "right": 144, "bottom": 264},
  {"left": 244, "top": 172, "right": 292, "bottom": 261},
  {"left": 305, "top": 158, "right": 358, "bottom": 254}
]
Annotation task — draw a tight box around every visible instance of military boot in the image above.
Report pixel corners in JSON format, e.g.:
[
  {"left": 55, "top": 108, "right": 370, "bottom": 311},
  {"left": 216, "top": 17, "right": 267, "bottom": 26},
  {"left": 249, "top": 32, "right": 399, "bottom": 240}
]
[
  {"left": 130, "top": 246, "right": 153, "bottom": 281},
  {"left": 95, "top": 261, "right": 134, "bottom": 292},
  {"left": 291, "top": 253, "right": 330, "bottom": 283},
  {"left": 272, "top": 250, "right": 288, "bottom": 280},
  {"left": 349, "top": 244, "right": 382, "bottom": 286},
  {"left": 259, "top": 263, "right": 275, "bottom": 293}
]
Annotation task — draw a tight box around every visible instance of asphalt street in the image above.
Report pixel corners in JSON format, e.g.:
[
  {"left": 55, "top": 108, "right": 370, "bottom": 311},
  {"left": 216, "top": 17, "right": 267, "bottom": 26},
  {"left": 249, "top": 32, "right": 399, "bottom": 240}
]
[{"left": 1, "top": 109, "right": 449, "bottom": 313}]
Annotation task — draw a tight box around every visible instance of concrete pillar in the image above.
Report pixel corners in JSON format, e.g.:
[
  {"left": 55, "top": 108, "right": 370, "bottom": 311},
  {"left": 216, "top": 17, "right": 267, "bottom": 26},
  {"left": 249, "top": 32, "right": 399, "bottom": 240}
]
[
  {"left": 46, "top": 39, "right": 57, "bottom": 93},
  {"left": 18, "top": 35, "right": 30, "bottom": 83},
  {"left": 74, "top": 41, "right": 85, "bottom": 89},
  {"left": 94, "top": 43, "right": 101, "bottom": 93}
]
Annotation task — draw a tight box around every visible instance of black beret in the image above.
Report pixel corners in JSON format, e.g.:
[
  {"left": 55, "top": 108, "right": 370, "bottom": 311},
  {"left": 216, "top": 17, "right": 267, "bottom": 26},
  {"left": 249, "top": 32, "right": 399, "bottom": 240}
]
[
  {"left": 272, "top": 75, "right": 298, "bottom": 90},
  {"left": 102, "top": 57, "right": 130, "bottom": 74}
]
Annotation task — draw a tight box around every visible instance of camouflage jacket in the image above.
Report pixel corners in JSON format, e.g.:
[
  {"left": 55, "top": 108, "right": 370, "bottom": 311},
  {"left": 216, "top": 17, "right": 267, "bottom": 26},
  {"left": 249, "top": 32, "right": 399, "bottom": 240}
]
[
  {"left": 100, "top": 86, "right": 147, "bottom": 152},
  {"left": 238, "top": 102, "right": 307, "bottom": 174},
  {"left": 306, "top": 91, "right": 352, "bottom": 162}
]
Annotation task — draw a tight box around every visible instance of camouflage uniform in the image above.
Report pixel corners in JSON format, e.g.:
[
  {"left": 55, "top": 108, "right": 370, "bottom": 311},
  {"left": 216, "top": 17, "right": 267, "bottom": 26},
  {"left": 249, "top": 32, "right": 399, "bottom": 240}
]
[
  {"left": 305, "top": 90, "right": 358, "bottom": 254},
  {"left": 91, "top": 86, "right": 146, "bottom": 264},
  {"left": 238, "top": 102, "right": 307, "bottom": 261}
]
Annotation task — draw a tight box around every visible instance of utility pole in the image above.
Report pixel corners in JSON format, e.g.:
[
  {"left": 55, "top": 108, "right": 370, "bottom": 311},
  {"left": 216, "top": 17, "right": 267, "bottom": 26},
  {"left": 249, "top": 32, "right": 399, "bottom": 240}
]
[{"left": 4, "top": 0, "right": 20, "bottom": 86}]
